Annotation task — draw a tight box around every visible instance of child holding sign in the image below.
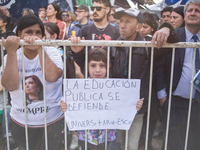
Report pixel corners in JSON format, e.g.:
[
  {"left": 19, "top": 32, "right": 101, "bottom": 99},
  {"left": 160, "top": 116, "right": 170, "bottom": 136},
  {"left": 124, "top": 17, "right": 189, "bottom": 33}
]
[{"left": 60, "top": 48, "right": 144, "bottom": 150}]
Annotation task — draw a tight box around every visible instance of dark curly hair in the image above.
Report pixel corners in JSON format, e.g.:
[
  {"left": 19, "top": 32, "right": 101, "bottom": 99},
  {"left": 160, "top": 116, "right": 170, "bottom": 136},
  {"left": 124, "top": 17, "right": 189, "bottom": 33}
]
[{"left": 48, "top": 3, "right": 62, "bottom": 20}]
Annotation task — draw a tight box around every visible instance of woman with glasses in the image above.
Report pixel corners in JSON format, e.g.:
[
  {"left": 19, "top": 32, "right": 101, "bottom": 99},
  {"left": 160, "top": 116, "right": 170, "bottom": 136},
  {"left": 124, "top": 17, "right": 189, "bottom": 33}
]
[
  {"left": 61, "top": 11, "right": 77, "bottom": 39},
  {"left": 45, "top": 3, "right": 66, "bottom": 39}
]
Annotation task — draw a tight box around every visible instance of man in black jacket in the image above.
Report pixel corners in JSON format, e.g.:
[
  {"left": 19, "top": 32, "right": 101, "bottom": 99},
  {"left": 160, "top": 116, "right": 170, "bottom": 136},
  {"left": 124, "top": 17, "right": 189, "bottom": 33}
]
[{"left": 112, "top": 8, "right": 179, "bottom": 150}]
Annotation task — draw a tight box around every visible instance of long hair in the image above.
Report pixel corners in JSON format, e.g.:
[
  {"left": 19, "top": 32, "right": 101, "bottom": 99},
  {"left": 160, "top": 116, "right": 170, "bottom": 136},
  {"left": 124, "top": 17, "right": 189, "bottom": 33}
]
[
  {"left": 49, "top": 3, "right": 62, "bottom": 20},
  {"left": 0, "top": 15, "right": 10, "bottom": 29},
  {"left": 23, "top": 75, "right": 43, "bottom": 100},
  {"left": 44, "top": 22, "right": 60, "bottom": 39},
  {"left": 67, "top": 11, "right": 77, "bottom": 23},
  {"left": 143, "top": 12, "right": 158, "bottom": 35}
]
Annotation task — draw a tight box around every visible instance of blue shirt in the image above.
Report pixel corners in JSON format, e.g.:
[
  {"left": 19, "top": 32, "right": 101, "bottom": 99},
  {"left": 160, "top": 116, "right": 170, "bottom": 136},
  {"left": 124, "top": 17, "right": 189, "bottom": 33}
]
[{"left": 157, "top": 27, "right": 200, "bottom": 99}]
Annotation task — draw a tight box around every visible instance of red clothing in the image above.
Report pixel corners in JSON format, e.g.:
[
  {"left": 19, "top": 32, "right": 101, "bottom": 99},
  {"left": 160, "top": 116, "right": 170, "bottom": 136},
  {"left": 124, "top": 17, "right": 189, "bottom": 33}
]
[{"left": 44, "top": 19, "right": 66, "bottom": 39}]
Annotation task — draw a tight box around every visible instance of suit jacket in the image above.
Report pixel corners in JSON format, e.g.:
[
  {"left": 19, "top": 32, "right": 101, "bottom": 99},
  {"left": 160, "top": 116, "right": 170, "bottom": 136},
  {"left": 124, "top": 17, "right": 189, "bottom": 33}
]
[{"left": 155, "top": 27, "right": 186, "bottom": 94}]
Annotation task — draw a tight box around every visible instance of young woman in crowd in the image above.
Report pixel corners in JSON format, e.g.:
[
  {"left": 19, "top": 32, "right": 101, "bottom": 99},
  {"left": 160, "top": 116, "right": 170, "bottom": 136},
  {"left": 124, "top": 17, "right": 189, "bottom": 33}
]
[
  {"left": 45, "top": 3, "right": 66, "bottom": 39},
  {"left": 60, "top": 48, "right": 144, "bottom": 150},
  {"left": 171, "top": 6, "right": 185, "bottom": 29},
  {"left": 140, "top": 12, "right": 158, "bottom": 40}
]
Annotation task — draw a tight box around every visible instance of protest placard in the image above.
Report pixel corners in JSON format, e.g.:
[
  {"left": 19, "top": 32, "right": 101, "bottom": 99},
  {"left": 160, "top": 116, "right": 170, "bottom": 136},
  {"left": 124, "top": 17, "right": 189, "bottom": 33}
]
[{"left": 64, "top": 78, "right": 140, "bottom": 131}]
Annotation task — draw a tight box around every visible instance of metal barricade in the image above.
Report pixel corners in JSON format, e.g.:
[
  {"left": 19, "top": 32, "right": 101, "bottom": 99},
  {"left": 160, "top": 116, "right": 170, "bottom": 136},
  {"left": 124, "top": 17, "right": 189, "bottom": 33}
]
[{"left": 1, "top": 40, "right": 200, "bottom": 150}]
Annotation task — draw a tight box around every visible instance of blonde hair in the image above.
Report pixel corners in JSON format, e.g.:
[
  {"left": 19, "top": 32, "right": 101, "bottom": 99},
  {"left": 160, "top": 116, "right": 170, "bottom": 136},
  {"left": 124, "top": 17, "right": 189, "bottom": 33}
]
[{"left": 67, "top": 11, "right": 77, "bottom": 23}]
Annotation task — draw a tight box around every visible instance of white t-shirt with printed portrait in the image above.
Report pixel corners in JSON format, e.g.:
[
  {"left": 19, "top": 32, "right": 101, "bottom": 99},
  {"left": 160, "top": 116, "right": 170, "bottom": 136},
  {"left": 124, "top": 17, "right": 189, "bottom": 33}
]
[{"left": 3, "top": 46, "right": 63, "bottom": 126}]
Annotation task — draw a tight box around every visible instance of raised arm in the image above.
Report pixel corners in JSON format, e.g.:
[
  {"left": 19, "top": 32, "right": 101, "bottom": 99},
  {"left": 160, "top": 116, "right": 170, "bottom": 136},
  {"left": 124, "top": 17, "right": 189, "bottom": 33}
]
[
  {"left": 24, "top": 35, "right": 63, "bottom": 82},
  {"left": 1, "top": 36, "right": 20, "bottom": 91},
  {"left": 151, "top": 23, "right": 179, "bottom": 49}
]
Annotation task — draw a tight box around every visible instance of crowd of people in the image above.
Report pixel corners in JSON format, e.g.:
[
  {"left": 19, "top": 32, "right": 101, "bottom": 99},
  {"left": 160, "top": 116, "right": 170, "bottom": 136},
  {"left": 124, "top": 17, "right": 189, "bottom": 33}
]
[{"left": 0, "top": 0, "right": 200, "bottom": 150}]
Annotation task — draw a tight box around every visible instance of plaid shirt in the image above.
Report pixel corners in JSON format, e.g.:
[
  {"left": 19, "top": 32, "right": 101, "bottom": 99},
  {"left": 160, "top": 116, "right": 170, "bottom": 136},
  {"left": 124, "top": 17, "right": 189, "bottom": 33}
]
[{"left": 68, "top": 19, "right": 93, "bottom": 38}]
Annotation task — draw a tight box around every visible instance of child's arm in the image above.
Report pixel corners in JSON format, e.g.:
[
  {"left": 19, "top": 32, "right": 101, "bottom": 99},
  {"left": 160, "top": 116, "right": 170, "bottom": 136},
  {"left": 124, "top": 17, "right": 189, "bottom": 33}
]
[
  {"left": 136, "top": 98, "right": 144, "bottom": 111},
  {"left": 60, "top": 100, "right": 67, "bottom": 113}
]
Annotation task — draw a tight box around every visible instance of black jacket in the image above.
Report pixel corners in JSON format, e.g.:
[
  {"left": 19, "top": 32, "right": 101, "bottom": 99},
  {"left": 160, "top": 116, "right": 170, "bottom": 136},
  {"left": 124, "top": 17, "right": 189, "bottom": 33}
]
[{"left": 112, "top": 32, "right": 149, "bottom": 113}]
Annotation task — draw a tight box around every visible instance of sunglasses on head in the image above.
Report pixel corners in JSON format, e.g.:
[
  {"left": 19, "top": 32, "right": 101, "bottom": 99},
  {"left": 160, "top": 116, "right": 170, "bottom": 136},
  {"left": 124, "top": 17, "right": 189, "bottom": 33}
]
[
  {"left": 91, "top": 6, "right": 107, "bottom": 11},
  {"left": 62, "top": 14, "right": 69, "bottom": 17}
]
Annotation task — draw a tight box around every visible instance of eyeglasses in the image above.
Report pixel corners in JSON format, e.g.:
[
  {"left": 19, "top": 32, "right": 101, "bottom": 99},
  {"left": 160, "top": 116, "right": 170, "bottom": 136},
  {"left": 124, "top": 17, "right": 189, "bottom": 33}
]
[
  {"left": 75, "top": 11, "right": 85, "bottom": 14},
  {"left": 62, "top": 14, "right": 69, "bottom": 17},
  {"left": 91, "top": 6, "right": 107, "bottom": 11}
]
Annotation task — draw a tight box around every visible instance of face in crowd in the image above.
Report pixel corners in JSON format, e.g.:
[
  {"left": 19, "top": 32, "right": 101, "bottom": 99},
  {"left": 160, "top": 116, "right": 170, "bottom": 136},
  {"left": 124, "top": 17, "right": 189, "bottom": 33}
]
[
  {"left": 119, "top": 14, "right": 141, "bottom": 40},
  {"left": 161, "top": 11, "right": 171, "bottom": 24},
  {"left": 140, "top": 23, "right": 153, "bottom": 38},
  {"left": 184, "top": 3, "right": 200, "bottom": 28},
  {"left": 46, "top": 4, "right": 57, "bottom": 18},
  {"left": 92, "top": 2, "right": 110, "bottom": 22},
  {"left": 62, "top": 12, "right": 70, "bottom": 22},
  {"left": 171, "top": 11, "right": 184, "bottom": 29},
  {"left": 75, "top": 8, "right": 88, "bottom": 22},
  {"left": 18, "top": 24, "right": 43, "bottom": 51},
  {"left": 0, "top": 6, "right": 10, "bottom": 17}
]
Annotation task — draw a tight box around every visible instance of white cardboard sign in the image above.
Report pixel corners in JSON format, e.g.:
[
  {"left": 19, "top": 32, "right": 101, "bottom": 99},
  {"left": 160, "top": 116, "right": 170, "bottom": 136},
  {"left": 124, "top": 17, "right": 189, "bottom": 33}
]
[{"left": 64, "top": 78, "right": 140, "bottom": 131}]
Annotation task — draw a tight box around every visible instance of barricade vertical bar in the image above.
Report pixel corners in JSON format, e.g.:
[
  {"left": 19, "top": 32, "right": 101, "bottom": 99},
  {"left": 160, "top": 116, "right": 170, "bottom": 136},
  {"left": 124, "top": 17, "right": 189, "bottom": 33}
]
[
  {"left": 63, "top": 46, "right": 68, "bottom": 150},
  {"left": 105, "top": 46, "right": 110, "bottom": 150},
  {"left": 21, "top": 45, "right": 29, "bottom": 150},
  {"left": 106, "top": 46, "right": 110, "bottom": 78},
  {"left": 145, "top": 47, "right": 154, "bottom": 150},
  {"left": 125, "top": 47, "right": 133, "bottom": 150},
  {"left": 164, "top": 47, "right": 175, "bottom": 150},
  {"left": 42, "top": 46, "right": 48, "bottom": 150},
  {"left": 85, "top": 46, "right": 88, "bottom": 150},
  {"left": 184, "top": 48, "right": 196, "bottom": 150},
  {"left": 1, "top": 45, "right": 10, "bottom": 150}
]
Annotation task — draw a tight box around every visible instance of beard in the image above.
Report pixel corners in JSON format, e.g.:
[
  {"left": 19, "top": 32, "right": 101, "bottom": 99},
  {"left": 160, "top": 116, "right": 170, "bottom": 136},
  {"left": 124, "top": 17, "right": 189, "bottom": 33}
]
[
  {"left": 93, "top": 17, "right": 103, "bottom": 22},
  {"left": 93, "top": 12, "right": 106, "bottom": 22}
]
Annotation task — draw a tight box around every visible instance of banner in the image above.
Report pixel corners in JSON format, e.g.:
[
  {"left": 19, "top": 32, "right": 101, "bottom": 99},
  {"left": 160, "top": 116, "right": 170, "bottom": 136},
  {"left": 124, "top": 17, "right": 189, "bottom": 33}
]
[{"left": 64, "top": 78, "right": 140, "bottom": 131}]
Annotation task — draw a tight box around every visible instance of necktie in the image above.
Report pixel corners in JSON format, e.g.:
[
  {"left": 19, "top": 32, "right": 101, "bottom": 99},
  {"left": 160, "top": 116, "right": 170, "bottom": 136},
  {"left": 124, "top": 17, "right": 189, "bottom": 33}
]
[
  {"left": 193, "top": 35, "right": 200, "bottom": 71},
  {"left": 193, "top": 35, "right": 200, "bottom": 101}
]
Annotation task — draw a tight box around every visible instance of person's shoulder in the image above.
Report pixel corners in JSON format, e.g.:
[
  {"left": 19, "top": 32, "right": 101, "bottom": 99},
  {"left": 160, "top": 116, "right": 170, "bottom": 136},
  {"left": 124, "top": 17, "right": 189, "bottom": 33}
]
[
  {"left": 56, "top": 19, "right": 65, "bottom": 25},
  {"left": 82, "top": 23, "right": 94, "bottom": 29},
  {"left": 176, "top": 27, "right": 185, "bottom": 34},
  {"left": 107, "top": 24, "right": 119, "bottom": 35},
  {"left": 79, "top": 23, "right": 94, "bottom": 33},
  {"left": 107, "top": 24, "right": 118, "bottom": 30},
  {"left": 87, "top": 19, "right": 93, "bottom": 25}
]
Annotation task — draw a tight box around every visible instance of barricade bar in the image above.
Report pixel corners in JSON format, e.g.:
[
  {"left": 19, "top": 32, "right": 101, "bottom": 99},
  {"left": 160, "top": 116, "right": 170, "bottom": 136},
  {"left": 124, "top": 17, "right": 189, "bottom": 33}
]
[{"left": 0, "top": 40, "right": 199, "bottom": 48}]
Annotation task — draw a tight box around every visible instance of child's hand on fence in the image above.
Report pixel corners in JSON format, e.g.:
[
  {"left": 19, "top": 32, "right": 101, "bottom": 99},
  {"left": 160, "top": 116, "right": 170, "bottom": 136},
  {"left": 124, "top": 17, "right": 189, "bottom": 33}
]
[{"left": 136, "top": 98, "right": 144, "bottom": 111}]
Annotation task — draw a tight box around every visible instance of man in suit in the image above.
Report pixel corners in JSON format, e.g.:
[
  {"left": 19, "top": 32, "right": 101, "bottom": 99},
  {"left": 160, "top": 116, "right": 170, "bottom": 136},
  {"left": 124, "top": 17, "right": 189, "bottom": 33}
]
[{"left": 154, "top": 0, "right": 200, "bottom": 149}]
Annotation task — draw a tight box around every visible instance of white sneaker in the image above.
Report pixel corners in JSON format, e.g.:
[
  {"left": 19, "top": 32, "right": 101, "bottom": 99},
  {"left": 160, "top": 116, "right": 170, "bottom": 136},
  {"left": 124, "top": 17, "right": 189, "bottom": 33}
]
[{"left": 70, "top": 134, "right": 79, "bottom": 150}]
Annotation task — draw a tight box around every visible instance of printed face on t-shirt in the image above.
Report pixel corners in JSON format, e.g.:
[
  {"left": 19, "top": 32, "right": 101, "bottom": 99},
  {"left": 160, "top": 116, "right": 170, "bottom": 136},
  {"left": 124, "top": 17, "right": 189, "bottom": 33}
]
[{"left": 25, "top": 77, "right": 39, "bottom": 98}]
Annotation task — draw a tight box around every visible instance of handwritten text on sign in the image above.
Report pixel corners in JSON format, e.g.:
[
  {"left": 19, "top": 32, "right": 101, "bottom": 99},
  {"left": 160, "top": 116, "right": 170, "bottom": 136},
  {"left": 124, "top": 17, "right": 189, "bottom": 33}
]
[{"left": 64, "top": 79, "right": 140, "bottom": 130}]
